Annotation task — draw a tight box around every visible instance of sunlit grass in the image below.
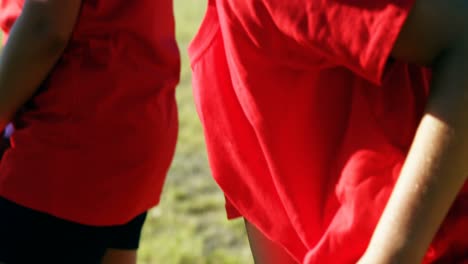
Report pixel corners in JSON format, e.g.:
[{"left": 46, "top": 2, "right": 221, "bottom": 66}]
[{"left": 138, "top": 1, "right": 253, "bottom": 263}]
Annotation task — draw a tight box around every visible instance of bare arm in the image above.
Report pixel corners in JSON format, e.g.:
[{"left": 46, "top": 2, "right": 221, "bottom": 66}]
[
  {"left": 360, "top": 0, "right": 468, "bottom": 263},
  {"left": 0, "top": 0, "right": 82, "bottom": 129}
]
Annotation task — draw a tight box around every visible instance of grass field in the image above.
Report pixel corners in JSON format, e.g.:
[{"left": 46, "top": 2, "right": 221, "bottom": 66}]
[
  {"left": 0, "top": 1, "right": 253, "bottom": 263},
  {"left": 138, "top": 1, "right": 254, "bottom": 263}
]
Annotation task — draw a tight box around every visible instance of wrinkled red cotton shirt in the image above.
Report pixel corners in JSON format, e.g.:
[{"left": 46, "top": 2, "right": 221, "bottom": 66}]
[
  {"left": 0, "top": 0, "right": 180, "bottom": 226},
  {"left": 189, "top": 0, "right": 468, "bottom": 263}
]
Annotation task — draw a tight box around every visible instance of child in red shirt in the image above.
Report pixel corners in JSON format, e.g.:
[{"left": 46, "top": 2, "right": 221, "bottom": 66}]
[
  {"left": 189, "top": 0, "right": 468, "bottom": 263},
  {"left": 0, "top": 0, "right": 179, "bottom": 263}
]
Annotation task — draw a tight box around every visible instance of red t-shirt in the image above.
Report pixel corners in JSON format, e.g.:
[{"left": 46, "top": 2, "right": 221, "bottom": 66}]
[
  {"left": 0, "top": 0, "right": 180, "bottom": 225},
  {"left": 189, "top": 0, "right": 467, "bottom": 263}
]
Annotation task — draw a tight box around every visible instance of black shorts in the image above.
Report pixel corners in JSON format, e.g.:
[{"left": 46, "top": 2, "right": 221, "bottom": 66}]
[{"left": 0, "top": 197, "right": 147, "bottom": 264}]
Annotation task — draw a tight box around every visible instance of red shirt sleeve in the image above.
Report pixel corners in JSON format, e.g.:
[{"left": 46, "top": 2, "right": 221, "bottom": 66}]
[{"left": 266, "top": 0, "right": 416, "bottom": 85}]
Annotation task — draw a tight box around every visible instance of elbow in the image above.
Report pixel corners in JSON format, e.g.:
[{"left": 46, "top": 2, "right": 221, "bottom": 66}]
[
  {"left": 390, "top": 0, "right": 468, "bottom": 68},
  {"left": 43, "top": 32, "right": 71, "bottom": 57},
  {"left": 433, "top": 28, "right": 468, "bottom": 70},
  {"left": 431, "top": 19, "right": 468, "bottom": 68}
]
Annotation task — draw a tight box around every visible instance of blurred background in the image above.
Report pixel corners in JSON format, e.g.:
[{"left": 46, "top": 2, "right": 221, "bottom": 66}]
[
  {"left": 138, "top": 0, "right": 253, "bottom": 263},
  {"left": 0, "top": 0, "right": 254, "bottom": 263}
]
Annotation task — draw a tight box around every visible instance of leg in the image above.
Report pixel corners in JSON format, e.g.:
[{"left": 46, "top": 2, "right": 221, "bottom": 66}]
[
  {"left": 101, "top": 249, "right": 137, "bottom": 264},
  {"left": 244, "top": 219, "right": 297, "bottom": 264},
  {"left": 101, "top": 212, "right": 148, "bottom": 264}
]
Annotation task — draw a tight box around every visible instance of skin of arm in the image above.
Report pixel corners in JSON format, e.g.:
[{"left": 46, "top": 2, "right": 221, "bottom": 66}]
[
  {"left": 0, "top": 0, "right": 82, "bottom": 129},
  {"left": 359, "top": 0, "right": 468, "bottom": 263}
]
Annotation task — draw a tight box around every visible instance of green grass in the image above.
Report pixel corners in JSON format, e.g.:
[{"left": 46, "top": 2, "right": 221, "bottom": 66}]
[{"left": 138, "top": 1, "right": 253, "bottom": 263}]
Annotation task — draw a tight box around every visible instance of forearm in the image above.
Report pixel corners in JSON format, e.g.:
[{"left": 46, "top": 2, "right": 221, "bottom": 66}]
[
  {"left": 363, "top": 39, "right": 468, "bottom": 263},
  {"left": 0, "top": 0, "right": 81, "bottom": 129}
]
